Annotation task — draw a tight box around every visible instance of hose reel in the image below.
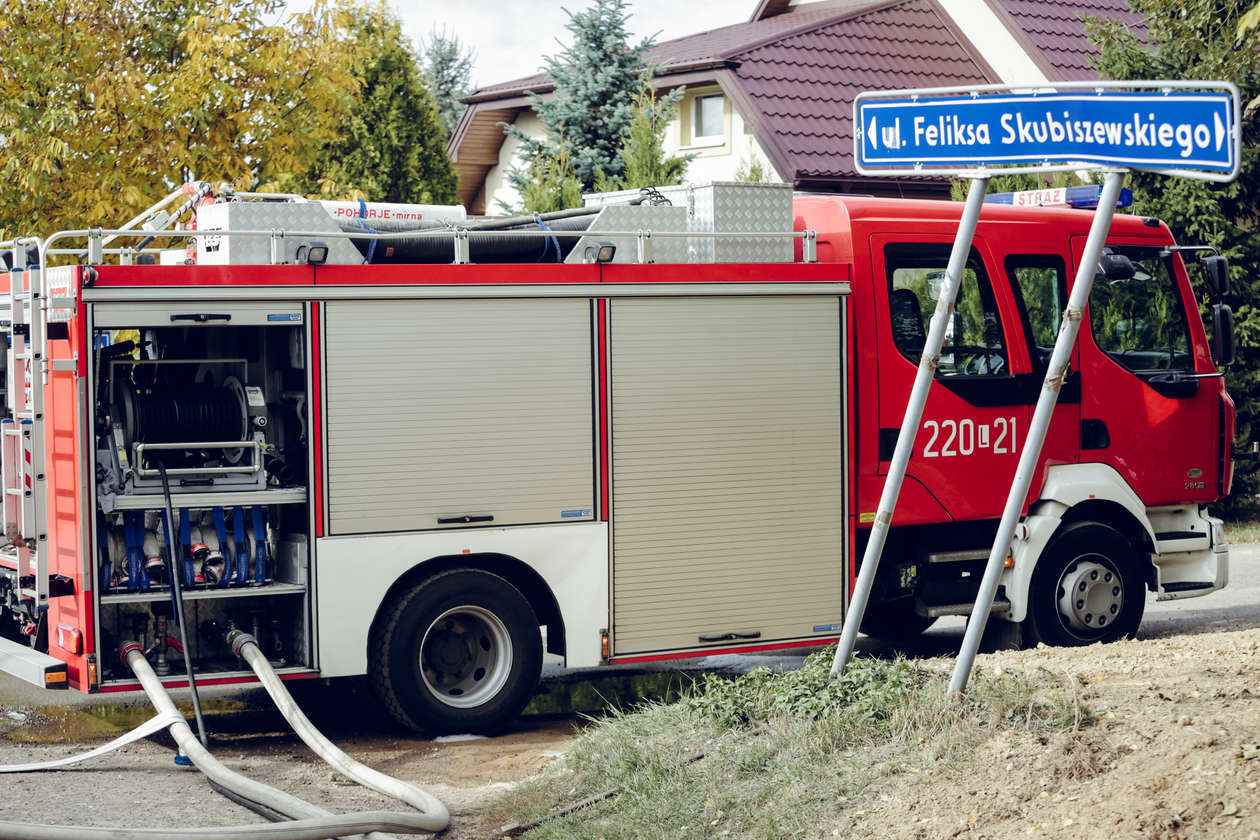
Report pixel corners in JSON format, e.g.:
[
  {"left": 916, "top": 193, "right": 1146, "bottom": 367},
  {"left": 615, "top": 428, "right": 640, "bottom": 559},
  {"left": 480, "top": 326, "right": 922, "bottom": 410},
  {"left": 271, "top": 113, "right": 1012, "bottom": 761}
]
[
  {"left": 110, "top": 373, "right": 268, "bottom": 493},
  {"left": 118, "top": 377, "right": 250, "bottom": 461}
]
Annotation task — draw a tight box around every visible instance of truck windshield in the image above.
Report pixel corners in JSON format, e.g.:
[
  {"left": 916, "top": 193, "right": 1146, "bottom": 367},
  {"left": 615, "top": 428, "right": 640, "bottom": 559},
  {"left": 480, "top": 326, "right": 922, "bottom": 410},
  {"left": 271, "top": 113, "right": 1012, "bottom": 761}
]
[{"left": 1089, "top": 246, "right": 1193, "bottom": 373}]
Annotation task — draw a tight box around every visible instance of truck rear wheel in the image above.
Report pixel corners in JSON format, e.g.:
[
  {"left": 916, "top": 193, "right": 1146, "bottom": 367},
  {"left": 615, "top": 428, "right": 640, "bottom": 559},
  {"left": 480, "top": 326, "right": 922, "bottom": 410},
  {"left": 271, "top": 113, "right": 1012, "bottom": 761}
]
[
  {"left": 370, "top": 569, "right": 542, "bottom": 734},
  {"left": 1026, "top": 521, "right": 1144, "bottom": 647}
]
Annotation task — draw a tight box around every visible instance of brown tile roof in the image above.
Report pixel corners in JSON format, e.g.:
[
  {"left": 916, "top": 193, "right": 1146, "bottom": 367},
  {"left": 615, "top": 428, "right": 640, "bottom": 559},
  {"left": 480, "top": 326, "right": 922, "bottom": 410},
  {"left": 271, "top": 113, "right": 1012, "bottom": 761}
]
[
  {"left": 464, "top": 3, "right": 871, "bottom": 101},
  {"left": 459, "top": 0, "right": 995, "bottom": 186},
  {"left": 992, "top": 0, "right": 1147, "bottom": 81},
  {"left": 730, "top": 0, "right": 993, "bottom": 179}
]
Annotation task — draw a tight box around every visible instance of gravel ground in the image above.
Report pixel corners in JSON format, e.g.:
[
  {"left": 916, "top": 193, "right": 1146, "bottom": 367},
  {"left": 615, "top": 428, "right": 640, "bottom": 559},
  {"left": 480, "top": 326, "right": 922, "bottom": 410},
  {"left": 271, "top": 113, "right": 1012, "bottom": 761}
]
[{"left": 0, "top": 546, "right": 1255, "bottom": 839}]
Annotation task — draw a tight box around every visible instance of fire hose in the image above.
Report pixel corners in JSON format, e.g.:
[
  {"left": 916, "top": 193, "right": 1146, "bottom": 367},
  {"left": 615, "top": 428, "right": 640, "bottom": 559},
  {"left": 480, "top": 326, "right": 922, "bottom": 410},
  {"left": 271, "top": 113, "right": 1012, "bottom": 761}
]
[
  {"left": 0, "top": 641, "right": 449, "bottom": 839},
  {"left": 226, "top": 631, "right": 449, "bottom": 829}
]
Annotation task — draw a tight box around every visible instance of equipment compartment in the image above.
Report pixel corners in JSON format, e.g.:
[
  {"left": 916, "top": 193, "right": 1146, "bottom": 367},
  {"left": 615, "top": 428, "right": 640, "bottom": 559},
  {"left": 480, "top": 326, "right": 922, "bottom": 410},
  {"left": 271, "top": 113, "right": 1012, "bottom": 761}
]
[{"left": 89, "top": 306, "right": 311, "bottom": 681}]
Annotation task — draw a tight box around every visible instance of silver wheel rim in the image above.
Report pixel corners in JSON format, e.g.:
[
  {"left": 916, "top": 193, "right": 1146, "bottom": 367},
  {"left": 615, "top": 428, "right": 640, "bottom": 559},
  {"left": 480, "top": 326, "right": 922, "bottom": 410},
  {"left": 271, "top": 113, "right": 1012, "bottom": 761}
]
[
  {"left": 1056, "top": 556, "right": 1124, "bottom": 636},
  {"left": 419, "top": 605, "right": 513, "bottom": 709}
]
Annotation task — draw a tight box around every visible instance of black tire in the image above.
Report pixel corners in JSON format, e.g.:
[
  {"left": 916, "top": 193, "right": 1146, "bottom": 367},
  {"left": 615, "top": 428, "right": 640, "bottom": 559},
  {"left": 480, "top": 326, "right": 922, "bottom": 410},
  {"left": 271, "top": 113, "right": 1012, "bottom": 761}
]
[
  {"left": 1026, "top": 521, "right": 1145, "bottom": 647},
  {"left": 860, "top": 598, "right": 937, "bottom": 641},
  {"left": 370, "top": 569, "right": 542, "bottom": 735}
]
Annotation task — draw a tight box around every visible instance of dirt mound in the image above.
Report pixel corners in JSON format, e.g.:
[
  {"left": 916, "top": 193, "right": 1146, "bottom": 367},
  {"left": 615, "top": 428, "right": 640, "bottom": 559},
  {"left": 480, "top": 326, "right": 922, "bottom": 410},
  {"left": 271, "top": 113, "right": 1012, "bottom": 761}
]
[{"left": 852, "top": 628, "right": 1259, "bottom": 839}]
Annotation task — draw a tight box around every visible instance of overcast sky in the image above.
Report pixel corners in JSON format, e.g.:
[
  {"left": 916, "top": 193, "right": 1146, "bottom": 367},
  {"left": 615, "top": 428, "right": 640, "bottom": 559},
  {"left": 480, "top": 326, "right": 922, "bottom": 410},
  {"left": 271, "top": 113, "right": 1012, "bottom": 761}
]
[{"left": 292, "top": 0, "right": 752, "bottom": 89}]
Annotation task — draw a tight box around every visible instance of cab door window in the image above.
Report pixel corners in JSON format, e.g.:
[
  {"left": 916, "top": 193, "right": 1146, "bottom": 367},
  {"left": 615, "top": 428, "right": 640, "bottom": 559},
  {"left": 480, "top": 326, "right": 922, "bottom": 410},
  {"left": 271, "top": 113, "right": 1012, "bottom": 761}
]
[
  {"left": 886, "top": 243, "right": 1007, "bottom": 377},
  {"left": 1006, "top": 255, "right": 1068, "bottom": 371},
  {"left": 1089, "top": 246, "right": 1193, "bottom": 373}
]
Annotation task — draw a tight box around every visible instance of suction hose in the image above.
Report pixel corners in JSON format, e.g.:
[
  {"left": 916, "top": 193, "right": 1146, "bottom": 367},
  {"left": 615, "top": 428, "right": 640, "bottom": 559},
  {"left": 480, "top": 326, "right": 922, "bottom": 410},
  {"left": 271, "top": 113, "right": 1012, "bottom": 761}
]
[
  {"left": 339, "top": 215, "right": 595, "bottom": 264},
  {"left": 0, "top": 813, "right": 434, "bottom": 840},
  {"left": 0, "top": 649, "right": 444, "bottom": 839},
  {"left": 121, "top": 643, "right": 345, "bottom": 825},
  {"left": 120, "top": 643, "right": 438, "bottom": 838},
  {"left": 227, "top": 631, "right": 449, "bottom": 833}
]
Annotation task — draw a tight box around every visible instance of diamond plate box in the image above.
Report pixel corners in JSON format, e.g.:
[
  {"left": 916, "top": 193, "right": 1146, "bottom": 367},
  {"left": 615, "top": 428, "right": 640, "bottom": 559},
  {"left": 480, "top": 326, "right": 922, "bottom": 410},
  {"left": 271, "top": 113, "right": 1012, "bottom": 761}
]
[
  {"left": 564, "top": 204, "right": 689, "bottom": 264},
  {"left": 583, "top": 182, "right": 794, "bottom": 263},
  {"left": 195, "top": 203, "right": 364, "bottom": 266}
]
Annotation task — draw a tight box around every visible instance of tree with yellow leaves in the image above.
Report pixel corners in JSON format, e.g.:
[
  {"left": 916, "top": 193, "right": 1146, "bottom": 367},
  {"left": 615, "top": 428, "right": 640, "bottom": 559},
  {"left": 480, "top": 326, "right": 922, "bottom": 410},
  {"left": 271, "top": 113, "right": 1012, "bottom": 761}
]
[{"left": 0, "top": 0, "right": 359, "bottom": 240}]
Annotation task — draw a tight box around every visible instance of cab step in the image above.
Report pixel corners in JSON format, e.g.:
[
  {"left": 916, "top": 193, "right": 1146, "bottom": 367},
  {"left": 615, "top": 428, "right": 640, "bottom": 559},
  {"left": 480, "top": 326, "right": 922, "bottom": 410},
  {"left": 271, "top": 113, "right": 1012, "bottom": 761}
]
[{"left": 918, "top": 597, "right": 1011, "bottom": 618}]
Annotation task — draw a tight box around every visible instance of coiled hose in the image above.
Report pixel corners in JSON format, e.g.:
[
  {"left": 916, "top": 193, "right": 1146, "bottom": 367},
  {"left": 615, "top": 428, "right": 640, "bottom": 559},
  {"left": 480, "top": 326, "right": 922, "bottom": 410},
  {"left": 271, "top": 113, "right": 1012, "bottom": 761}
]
[{"left": 339, "top": 215, "right": 596, "bottom": 264}]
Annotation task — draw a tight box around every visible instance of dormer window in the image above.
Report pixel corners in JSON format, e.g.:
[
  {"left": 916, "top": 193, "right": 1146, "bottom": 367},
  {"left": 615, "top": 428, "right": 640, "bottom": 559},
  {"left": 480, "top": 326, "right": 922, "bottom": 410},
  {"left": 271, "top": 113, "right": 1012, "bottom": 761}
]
[
  {"left": 681, "top": 86, "right": 729, "bottom": 150},
  {"left": 692, "top": 93, "right": 726, "bottom": 144}
]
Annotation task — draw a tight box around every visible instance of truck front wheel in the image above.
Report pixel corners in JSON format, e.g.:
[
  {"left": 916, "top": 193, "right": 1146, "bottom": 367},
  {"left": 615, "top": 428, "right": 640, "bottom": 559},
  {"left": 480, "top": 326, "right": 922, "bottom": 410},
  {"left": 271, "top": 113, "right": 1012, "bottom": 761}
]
[
  {"left": 1026, "top": 522, "right": 1145, "bottom": 646},
  {"left": 370, "top": 569, "right": 543, "bottom": 734}
]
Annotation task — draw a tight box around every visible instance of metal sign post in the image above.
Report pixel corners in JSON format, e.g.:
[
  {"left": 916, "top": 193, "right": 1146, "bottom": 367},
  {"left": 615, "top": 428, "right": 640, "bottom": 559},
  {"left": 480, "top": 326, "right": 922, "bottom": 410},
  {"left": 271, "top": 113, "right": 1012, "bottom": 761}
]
[
  {"left": 834, "top": 81, "right": 1240, "bottom": 685},
  {"left": 829, "top": 174, "right": 988, "bottom": 678},
  {"left": 948, "top": 170, "right": 1124, "bottom": 696}
]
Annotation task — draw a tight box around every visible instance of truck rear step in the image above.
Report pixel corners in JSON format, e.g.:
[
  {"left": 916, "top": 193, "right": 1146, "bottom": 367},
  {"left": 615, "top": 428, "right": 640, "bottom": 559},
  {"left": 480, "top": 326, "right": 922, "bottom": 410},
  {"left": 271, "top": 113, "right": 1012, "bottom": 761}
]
[{"left": 0, "top": 634, "right": 67, "bottom": 689}]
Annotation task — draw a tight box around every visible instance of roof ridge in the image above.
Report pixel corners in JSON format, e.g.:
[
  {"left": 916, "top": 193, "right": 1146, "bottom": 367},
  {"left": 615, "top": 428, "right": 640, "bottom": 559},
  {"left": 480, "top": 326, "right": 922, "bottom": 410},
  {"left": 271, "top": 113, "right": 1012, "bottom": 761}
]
[{"left": 723, "top": 0, "right": 921, "bottom": 59}]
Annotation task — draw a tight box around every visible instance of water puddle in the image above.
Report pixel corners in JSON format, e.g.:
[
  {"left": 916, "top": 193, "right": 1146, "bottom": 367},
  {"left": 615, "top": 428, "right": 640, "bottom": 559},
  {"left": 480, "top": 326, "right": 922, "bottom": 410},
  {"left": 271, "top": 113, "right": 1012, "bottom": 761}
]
[{"left": 3, "top": 697, "right": 248, "bottom": 744}]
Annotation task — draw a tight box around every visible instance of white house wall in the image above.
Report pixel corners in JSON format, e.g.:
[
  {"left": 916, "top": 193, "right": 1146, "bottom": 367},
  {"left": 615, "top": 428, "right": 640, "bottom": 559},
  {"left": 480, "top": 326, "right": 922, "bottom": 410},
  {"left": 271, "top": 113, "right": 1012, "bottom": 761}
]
[
  {"left": 662, "top": 104, "right": 782, "bottom": 186},
  {"left": 937, "top": 0, "right": 1051, "bottom": 83},
  {"left": 481, "top": 100, "right": 781, "bottom": 215},
  {"left": 483, "top": 111, "right": 546, "bottom": 215}
]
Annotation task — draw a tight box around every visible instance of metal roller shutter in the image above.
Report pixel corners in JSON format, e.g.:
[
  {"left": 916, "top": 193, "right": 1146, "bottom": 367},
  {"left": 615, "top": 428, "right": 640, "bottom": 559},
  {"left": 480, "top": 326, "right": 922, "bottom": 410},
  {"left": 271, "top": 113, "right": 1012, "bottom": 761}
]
[
  {"left": 324, "top": 299, "right": 594, "bottom": 535},
  {"left": 610, "top": 296, "right": 846, "bottom": 655}
]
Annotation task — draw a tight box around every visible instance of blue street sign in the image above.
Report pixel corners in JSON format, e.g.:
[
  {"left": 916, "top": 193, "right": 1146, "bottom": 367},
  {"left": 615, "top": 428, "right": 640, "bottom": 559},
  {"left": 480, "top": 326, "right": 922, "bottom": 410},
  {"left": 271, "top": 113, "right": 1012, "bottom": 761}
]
[{"left": 857, "top": 90, "right": 1236, "bottom": 173}]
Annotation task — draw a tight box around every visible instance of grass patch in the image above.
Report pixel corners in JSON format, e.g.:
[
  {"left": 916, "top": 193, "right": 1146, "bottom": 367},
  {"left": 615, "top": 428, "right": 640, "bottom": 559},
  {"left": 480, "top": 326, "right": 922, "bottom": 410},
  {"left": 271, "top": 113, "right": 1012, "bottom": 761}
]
[
  {"left": 1224, "top": 518, "right": 1260, "bottom": 544},
  {"left": 494, "top": 648, "right": 1086, "bottom": 838}
]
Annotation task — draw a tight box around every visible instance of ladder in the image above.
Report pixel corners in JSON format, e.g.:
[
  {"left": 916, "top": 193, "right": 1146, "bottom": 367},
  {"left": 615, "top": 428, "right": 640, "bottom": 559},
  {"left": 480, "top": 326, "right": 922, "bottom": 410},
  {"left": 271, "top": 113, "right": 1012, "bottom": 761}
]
[{"left": 2, "top": 241, "right": 50, "bottom": 614}]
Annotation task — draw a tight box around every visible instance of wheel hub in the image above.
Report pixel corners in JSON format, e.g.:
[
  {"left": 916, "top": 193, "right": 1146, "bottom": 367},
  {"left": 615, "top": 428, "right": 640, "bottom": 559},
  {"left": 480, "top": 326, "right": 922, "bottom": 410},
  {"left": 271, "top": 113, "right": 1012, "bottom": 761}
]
[
  {"left": 1056, "top": 558, "right": 1124, "bottom": 634},
  {"left": 428, "top": 624, "right": 474, "bottom": 672},
  {"left": 419, "top": 605, "right": 512, "bottom": 709}
]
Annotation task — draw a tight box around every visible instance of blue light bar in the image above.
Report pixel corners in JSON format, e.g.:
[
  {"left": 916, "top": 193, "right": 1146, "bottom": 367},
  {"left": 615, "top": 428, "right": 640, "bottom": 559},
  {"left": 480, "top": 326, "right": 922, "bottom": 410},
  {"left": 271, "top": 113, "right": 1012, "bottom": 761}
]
[{"left": 985, "top": 185, "right": 1133, "bottom": 209}]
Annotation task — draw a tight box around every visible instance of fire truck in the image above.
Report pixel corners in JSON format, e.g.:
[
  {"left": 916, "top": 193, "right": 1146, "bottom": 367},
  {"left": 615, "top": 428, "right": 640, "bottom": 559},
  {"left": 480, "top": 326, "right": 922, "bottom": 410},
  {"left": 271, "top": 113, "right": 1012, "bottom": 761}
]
[{"left": 0, "top": 181, "right": 1233, "bottom": 733}]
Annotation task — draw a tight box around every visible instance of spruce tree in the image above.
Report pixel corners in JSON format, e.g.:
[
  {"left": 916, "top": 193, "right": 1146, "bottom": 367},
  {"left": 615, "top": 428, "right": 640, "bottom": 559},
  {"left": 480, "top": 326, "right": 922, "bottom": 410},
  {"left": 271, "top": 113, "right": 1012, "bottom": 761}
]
[
  {"left": 507, "top": 0, "right": 654, "bottom": 190},
  {"left": 422, "top": 26, "right": 475, "bottom": 142}
]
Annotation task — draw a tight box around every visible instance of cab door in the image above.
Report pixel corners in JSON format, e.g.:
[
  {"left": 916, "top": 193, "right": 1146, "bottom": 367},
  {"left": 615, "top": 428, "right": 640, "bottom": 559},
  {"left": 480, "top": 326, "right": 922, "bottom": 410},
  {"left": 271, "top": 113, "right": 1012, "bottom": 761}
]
[
  {"left": 1002, "top": 250, "right": 1082, "bottom": 501},
  {"left": 1074, "top": 235, "right": 1221, "bottom": 506},
  {"left": 872, "top": 234, "right": 1031, "bottom": 523}
]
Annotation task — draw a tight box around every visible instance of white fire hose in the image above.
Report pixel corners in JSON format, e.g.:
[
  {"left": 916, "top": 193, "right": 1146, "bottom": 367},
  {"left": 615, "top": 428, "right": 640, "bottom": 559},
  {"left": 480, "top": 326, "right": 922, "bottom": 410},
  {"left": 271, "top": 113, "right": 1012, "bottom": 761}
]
[
  {"left": 227, "top": 631, "right": 448, "bottom": 830},
  {"left": 0, "top": 643, "right": 448, "bottom": 839}
]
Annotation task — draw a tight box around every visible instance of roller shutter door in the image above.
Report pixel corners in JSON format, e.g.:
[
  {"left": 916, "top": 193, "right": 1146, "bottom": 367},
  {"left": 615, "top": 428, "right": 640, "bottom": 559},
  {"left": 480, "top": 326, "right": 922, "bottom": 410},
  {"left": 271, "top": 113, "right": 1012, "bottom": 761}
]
[
  {"left": 610, "top": 296, "right": 846, "bottom": 655},
  {"left": 325, "top": 299, "right": 594, "bottom": 535}
]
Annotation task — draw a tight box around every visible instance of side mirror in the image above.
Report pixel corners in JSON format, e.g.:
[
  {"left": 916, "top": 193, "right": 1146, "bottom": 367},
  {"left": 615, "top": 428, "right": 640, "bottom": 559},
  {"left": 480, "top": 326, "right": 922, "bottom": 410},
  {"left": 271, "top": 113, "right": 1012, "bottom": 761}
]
[
  {"left": 1099, "top": 253, "right": 1135, "bottom": 281},
  {"left": 1212, "top": 303, "right": 1236, "bottom": 367},
  {"left": 1201, "top": 255, "right": 1230, "bottom": 298}
]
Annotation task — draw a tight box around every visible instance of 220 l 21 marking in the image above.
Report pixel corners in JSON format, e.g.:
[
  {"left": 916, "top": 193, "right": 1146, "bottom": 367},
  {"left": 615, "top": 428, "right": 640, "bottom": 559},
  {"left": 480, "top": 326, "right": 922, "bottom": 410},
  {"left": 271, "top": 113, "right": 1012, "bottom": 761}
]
[{"left": 922, "top": 417, "right": 1018, "bottom": 458}]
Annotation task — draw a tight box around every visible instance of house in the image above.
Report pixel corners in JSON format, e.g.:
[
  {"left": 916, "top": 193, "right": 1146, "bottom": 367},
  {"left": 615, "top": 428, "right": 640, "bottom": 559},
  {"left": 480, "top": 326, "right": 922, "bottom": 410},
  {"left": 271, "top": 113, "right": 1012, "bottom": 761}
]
[{"left": 447, "top": 0, "right": 1145, "bottom": 213}]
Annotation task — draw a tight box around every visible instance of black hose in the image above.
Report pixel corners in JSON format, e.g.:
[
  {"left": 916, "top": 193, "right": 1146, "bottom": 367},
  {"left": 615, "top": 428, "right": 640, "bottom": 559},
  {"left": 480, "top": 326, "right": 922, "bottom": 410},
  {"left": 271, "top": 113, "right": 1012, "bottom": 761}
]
[
  {"left": 121, "top": 384, "right": 243, "bottom": 444},
  {"left": 157, "top": 462, "right": 208, "bottom": 747},
  {"left": 345, "top": 216, "right": 595, "bottom": 264}
]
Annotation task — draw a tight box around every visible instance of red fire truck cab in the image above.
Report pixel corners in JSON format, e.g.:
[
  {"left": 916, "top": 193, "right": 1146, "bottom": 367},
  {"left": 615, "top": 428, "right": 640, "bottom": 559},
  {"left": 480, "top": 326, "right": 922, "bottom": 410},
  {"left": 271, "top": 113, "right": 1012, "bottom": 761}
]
[{"left": 0, "top": 184, "right": 1233, "bottom": 733}]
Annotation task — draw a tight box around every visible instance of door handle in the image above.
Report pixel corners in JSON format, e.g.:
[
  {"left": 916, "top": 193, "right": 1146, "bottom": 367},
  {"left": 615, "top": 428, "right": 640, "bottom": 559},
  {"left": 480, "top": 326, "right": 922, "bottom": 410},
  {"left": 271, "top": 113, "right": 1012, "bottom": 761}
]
[
  {"left": 437, "top": 513, "right": 494, "bottom": 525},
  {"left": 170, "top": 313, "right": 231, "bottom": 323},
  {"left": 698, "top": 630, "right": 762, "bottom": 643}
]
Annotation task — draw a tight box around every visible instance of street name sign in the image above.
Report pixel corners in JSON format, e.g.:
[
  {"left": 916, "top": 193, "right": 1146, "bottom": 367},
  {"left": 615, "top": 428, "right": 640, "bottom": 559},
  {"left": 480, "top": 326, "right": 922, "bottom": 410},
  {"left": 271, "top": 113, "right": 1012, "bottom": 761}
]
[
  {"left": 855, "top": 82, "right": 1239, "bottom": 180},
  {"left": 833, "top": 80, "right": 1242, "bottom": 694}
]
